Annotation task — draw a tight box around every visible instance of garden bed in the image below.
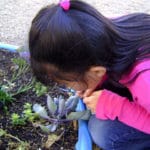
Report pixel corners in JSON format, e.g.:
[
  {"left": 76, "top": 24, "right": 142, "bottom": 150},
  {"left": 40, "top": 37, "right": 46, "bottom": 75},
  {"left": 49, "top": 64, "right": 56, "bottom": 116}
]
[{"left": 0, "top": 50, "right": 77, "bottom": 150}]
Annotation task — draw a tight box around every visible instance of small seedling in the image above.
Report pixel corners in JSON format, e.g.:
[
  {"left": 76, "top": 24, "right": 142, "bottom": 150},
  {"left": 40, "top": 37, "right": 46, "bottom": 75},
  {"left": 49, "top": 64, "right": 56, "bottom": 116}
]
[
  {"left": 11, "top": 103, "right": 39, "bottom": 126},
  {"left": 0, "top": 128, "right": 30, "bottom": 149},
  {"left": 11, "top": 113, "right": 26, "bottom": 126},
  {"left": 0, "top": 57, "right": 35, "bottom": 111},
  {"left": 14, "top": 79, "right": 35, "bottom": 96},
  {"left": 11, "top": 58, "right": 29, "bottom": 82},
  {"left": 0, "top": 87, "right": 14, "bottom": 111},
  {"left": 33, "top": 95, "right": 91, "bottom": 132},
  {"left": 33, "top": 81, "right": 48, "bottom": 97},
  {"left": 23, "top": 103, "right": 39, "bottom": 122},
  {"left": 0, "top": 78, "right": 34, "bottom": 111},
  {"left": 0, "top": 88, "right": 14, "bottom": 104}
]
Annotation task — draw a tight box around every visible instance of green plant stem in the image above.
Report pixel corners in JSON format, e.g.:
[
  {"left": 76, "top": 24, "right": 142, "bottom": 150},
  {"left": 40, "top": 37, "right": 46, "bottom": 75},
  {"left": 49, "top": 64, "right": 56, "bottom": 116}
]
[
  {"left": 11, "top": 65, "right": 29, "bottom": 83},
  {"left": 46, "top": 117, "right": 74, "bottom": 123},
  {"left": 5, "top": 133, "right": 22, "bottom": 143},
  {"left": 12, "top": 79, "right": 34, "bottom": 96}
]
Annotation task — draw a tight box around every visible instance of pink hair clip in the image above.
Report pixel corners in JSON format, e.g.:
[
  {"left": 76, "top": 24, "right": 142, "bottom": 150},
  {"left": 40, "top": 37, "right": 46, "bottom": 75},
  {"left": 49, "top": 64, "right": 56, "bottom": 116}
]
[{"left": 60, "top": 0, "right": 70, "bottom": 11}]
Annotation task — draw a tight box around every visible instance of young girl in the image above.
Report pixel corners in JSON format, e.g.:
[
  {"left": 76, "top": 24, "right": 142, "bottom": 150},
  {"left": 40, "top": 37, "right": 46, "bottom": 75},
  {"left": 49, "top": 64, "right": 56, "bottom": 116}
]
[{"left": 29, "top": 0, "right": 150, "bottom": 149}]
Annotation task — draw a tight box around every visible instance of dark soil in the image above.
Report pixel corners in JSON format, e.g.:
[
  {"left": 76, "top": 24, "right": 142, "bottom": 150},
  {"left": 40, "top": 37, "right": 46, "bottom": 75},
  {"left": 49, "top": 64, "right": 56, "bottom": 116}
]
[{"left": 0, "top": 50, "right": 77, "bottom": 150}]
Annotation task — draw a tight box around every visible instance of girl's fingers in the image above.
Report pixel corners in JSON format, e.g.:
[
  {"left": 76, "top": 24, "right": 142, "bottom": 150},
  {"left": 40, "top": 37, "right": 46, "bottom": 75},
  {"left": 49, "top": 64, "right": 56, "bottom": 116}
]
[
  {"left": 83, "top": 89, "right": 93, "bottom": 97},
  {"left": 82, "top": 90, "right": 102, "bottom": 113},
  {"left": 76, "top": 89, "right": 93, "bottom": 98},
  {"left": 83, "top": 97, "right": 92, "bottom": 104}
]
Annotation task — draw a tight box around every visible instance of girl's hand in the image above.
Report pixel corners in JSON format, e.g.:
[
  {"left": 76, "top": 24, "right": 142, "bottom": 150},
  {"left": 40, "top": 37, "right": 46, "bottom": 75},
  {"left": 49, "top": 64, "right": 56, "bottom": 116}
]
[{"left": 83, "top": 90, "right": 102, "bottom": 113}]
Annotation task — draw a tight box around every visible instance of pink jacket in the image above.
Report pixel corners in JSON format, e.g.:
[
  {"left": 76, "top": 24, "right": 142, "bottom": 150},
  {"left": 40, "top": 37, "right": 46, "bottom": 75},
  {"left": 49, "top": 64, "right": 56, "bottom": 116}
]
[{"left": 96, "top": 59, "right": 150, "bottom": 134}]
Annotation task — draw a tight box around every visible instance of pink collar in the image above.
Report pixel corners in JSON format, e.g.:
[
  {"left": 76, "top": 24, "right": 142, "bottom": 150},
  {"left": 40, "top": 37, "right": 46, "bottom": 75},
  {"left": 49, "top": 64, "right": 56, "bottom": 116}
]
[{"left": 119, "top": 59, "right": 150, "bottom": 84}]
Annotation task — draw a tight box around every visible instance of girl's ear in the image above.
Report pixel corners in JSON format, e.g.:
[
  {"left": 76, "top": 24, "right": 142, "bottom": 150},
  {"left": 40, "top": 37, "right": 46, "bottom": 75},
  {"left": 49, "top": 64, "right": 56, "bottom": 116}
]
[{"left": 89, "top": 66, "right": 106, "bottom": 78}]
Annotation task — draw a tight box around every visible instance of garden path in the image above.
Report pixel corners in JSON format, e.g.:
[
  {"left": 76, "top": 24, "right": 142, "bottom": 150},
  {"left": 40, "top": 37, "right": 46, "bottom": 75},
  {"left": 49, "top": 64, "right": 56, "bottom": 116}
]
[{"left": 0, "top": 0, "right": 150, "bottom": 46}]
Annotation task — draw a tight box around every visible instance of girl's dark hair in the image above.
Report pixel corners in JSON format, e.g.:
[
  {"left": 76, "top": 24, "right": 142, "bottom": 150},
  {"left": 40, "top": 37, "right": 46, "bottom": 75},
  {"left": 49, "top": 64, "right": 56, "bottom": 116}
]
[{"left": 29, "top": 0, "right": 150, "bottom": 87}]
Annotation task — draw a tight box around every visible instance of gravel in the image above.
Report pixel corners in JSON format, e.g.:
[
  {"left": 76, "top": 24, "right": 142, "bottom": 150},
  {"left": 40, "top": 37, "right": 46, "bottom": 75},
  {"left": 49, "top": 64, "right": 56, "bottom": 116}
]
[{"left": 0, "top": 0, "right": 150, "bottom": 46}]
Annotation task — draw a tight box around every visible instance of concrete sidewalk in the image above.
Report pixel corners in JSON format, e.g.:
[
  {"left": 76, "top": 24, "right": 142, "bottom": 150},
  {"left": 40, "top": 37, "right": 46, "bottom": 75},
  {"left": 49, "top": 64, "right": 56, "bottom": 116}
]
[{"left": 0, "top": 0, "right": 150, "bottom": 46}]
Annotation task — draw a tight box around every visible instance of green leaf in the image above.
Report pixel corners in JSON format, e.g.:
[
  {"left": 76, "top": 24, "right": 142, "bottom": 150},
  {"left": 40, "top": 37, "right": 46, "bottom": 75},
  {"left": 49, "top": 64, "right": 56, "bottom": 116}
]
[
  {"left": 65, "top": 96, "right": 75, "bottom": 107},
  {"left": 11, "top": 113, "right": 26, "bottom": 126},
  {"left": 0, "top": 89, "right": 14, "bottom": 105},
  {"left": 46, "top": 124, "right": 58, "bottom": 132},
  {"left": 33, "top": 104, "right": 49, "bottom": 119},
  {"left": 67, "top": 110, "right": 91, "bottom": 120},
  {"left": 11, "top": 113, "right": 20, "bottom": 120},
  {"left": 34, "top": 82, "right": 48, "bottom": 97},
  {"left": 58, "top": 98, "right": 65, "bottom": 115},
  {"left": 66, "top": 96, "right": 79, "bottom": 112},
  {"left": 24, "top": 103, "right": 32, "bottom": 109},
  {"left": 0, "top": 129, "right": 6, "bottom": 137},
  {"left": 40, "top": 124, "right": 58, "bottom": 133},
  {"left": 47, "top": 95, "right": 57, "bottom": 115},
  {"left": 44, "top": 133, "right": 62, "bottom": 149},
  {"left": 39, "top": 125, "right": 51, "bottom": 133}
]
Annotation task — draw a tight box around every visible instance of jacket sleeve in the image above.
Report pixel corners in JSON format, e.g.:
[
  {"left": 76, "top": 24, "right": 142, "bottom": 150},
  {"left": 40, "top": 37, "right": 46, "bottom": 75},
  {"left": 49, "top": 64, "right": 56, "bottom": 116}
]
[
  {"left": 129, "top": 70, "right": 150, "bottom": 112},
  {"left": 95, "top": 82, "right": 150, "bottom": 134}
]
